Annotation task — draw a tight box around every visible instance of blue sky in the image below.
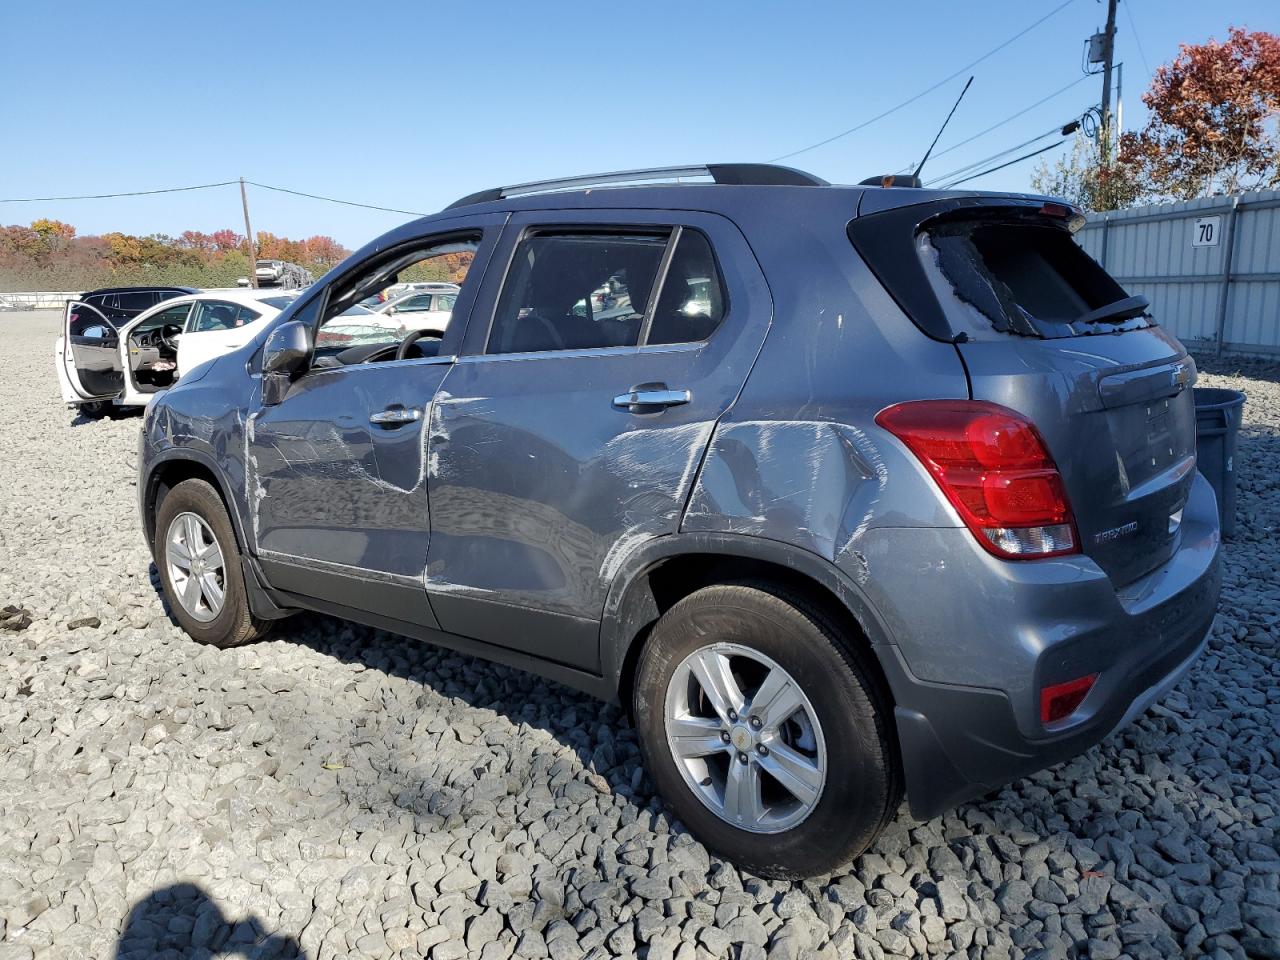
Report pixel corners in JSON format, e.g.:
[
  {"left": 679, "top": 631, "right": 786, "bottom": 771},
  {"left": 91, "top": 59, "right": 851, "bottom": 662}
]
[{"left": 1, "top": 0, "right": 1272, "bottom": 248}]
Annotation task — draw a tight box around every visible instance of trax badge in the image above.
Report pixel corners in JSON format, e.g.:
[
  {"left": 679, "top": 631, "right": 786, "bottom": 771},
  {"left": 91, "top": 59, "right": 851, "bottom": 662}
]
[{"left": 1095, "top": 521, "right": 1139, "bottom": 544}]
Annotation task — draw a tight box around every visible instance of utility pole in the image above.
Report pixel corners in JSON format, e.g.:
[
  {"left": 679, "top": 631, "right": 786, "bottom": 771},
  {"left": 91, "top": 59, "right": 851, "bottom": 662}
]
[
  {"left": 1098, "top": 0, "right": 1119, "bottom": 167},
  {"left": 240, "top": 177, "right": 257, "bottom": 289}
]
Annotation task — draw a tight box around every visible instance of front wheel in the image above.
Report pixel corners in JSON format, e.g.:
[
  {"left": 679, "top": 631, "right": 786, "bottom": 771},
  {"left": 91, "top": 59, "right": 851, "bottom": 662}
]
[
  {"left": 154, "top": 478, "right": 271, "bottom": 648},
  {"left": 633, "top": 583, "right": 899, "bottom": 878}
]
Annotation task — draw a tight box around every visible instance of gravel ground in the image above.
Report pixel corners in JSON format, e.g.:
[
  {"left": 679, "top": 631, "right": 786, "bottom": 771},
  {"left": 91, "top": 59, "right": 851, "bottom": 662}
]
[{"left": 1, "top": 309, "right": 1277, "bottom": 960}]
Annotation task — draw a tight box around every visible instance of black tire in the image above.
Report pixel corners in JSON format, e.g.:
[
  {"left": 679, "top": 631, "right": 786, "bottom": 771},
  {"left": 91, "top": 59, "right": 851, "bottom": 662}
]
[
  {"left": 154, "top": 478, "right": 270, "bottom": 648},
  {"left": 78, "top": 400, "right": 111, "bottom": 420},
  {"left": 633, "top": 583, "right": 900, "bottom": 879}
]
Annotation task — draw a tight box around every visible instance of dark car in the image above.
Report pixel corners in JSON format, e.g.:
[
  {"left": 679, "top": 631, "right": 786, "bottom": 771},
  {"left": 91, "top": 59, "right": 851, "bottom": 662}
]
[
  {"left": 76, "top": 286, "right": 197, "bottom": 326},
  {"left": 136, "top": 163, "right": 1220, "bottom": 878}
]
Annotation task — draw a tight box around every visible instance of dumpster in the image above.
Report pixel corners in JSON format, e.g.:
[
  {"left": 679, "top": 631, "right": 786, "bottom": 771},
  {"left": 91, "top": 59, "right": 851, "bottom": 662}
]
[{"left": 1193, "top": 387, "right": 1246, "bottom": 537}]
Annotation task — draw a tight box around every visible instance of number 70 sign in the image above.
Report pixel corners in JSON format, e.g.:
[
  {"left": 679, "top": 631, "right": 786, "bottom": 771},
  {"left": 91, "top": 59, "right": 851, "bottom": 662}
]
[{"left": 1192, "top": 216, "right": 1221, "bottom": 247}]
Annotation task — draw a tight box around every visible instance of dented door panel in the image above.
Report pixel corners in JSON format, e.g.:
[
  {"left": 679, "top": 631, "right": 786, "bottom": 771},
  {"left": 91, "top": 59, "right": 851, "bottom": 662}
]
[{"left": 424, "top": 209, "right": 774, "bottom": 669}]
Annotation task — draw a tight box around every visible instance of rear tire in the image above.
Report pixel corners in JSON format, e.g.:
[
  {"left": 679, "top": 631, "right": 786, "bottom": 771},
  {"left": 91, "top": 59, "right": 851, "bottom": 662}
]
[
  {"left": 633, "top": 583, "right": 899, "bottom": 879},
  {"left": 154, "top": 478, "right": 270, "bottom": 648}
]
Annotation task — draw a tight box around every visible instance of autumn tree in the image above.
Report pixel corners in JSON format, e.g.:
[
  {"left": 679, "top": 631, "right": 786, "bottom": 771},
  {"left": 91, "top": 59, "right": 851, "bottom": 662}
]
[
  {"left": 1120, "top": 27, "right": 1280, "bottom": 199},
  {"left": 0, "top": 220, "right": 349, "bottom": 291}
]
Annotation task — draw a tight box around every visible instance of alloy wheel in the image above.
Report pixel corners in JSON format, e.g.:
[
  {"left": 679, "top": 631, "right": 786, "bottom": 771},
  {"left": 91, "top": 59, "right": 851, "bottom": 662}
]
[
  {"left": 664, "top": 642, "right": 827, "bottom": 833},
  {"left": 165, "top": 512, "right": 226, "bottom": 623}
]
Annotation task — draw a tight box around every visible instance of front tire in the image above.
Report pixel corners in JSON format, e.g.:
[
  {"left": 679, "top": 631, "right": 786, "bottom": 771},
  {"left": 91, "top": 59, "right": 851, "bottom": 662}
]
[
  {"left": 633, "top": 583, "right": 899, "bottom": 878},
  {"left": 154, "top": 479, "right": 270, "bottom": 648},
  {"left": 78, "top": 400, "right": 110, "bottom": 420}
]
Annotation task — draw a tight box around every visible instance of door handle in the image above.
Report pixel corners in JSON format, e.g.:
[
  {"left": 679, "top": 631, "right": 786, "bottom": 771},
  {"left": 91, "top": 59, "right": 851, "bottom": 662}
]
[
  {"left": 612, "top": 386, "right": 691, "bottom": 412},
  {"left": 369, "top": 407, "right": 421, "bottom": 427}
]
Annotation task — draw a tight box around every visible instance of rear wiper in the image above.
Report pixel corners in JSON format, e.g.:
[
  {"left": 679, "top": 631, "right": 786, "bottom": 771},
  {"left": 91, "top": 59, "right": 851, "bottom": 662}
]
[{"left": 1077, "top": 295, "right": 1150, "bottom": 326}]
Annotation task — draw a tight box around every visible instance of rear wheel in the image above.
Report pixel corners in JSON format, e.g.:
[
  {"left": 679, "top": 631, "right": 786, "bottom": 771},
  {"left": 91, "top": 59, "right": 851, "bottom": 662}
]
[
  {"left": 633, "top": 583, "right": 898, "bottom": 878},
  {"left": 154, "top": 479, "right": 270, "bottom": 648}
]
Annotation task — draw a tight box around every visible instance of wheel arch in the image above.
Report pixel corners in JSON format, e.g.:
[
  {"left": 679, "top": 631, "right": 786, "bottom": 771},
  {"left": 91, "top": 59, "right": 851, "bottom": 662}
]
[
  {"left": 143, "top": 450, "right": 247, "bottom": 555},
  {"left": 600, "top": 533, "right": 899, "bottom": 717}
]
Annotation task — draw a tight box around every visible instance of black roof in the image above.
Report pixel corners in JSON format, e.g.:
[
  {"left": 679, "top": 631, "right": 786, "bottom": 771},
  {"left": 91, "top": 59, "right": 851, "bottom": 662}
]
[{"left": 81, "top": 285, "right": 198, "bottom": 297}]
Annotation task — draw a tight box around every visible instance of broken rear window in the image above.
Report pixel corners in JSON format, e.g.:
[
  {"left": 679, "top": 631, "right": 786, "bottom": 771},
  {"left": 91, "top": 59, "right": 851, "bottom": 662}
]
[
  {"left": 921, "top": 216, "right": 1149, "bottom": 340},
  {"left": 848, "top": 200, "right": 1153, "bottom": 342}
]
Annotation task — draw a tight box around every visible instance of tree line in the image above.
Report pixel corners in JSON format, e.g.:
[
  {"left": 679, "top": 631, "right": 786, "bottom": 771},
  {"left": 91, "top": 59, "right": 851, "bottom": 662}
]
[{"left": 0, "top": 221, "right": 352, "bottom": 291}]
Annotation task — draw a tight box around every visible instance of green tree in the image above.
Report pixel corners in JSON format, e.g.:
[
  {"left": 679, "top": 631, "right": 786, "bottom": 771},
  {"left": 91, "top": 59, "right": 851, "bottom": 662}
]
[{"left": 1031, "top": 133, "right": 1142, "bottom": 212}]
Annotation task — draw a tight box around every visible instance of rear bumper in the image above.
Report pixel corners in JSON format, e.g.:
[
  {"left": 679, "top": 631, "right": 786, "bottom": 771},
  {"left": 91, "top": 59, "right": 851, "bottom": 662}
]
[{"left": 862, "top": 471, "right": 1221, "bottom": 820}]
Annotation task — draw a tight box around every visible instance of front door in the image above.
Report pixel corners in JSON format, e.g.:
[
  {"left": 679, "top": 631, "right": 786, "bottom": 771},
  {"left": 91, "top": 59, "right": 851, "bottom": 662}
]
[
  {"left": 246, "top": 218, "right": 502, "bottom": 626},
  {"left": 425, "top": 209, "right": 772, "bottom": 672},
  {"left": 61, "top": 301, "right": 123, "bottom": 400}
]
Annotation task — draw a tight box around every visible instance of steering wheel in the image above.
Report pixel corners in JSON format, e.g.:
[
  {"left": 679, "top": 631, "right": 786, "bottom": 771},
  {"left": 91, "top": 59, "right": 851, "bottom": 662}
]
[
  {"left": 396, "top": 328, "right": 442, "bottom": 361},
  {"left": 159, "top": 323, "right": 183, "bottom": 350}
]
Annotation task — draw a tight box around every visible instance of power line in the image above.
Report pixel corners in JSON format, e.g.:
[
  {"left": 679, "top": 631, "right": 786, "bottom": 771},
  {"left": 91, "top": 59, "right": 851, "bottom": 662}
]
[
  {"left": 900, "top": 75, "right": 1091, "bottom": 172},
  {"left": 0, "top": 180, "right": 238, "bottom": 203},
  {"left": 939, "top": 139, "right": 1068, "bottom": 188},
  {"left": 0, "top": 178, "right": 428, "bottom": 218},
  {"left": 245, "top": 181, "right": 427, "bottom": 217},
  {"left": 926, "top": 124, "right": 1067, "bottom": 185},
  {"left": 1122, "top": 0, "right": 1153, "bottom": 77},
  {"left": 768, "top": 0, "right": 1079, "bottom": 162}
]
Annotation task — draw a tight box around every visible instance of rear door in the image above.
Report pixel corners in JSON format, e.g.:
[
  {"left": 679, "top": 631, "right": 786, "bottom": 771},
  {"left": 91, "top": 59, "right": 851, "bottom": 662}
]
[
  {"left": 424, "top": 209, "right": 771, "bottom": 671},
  {"left": 60, "top": 301, "right": 124, "bottom": 400}
]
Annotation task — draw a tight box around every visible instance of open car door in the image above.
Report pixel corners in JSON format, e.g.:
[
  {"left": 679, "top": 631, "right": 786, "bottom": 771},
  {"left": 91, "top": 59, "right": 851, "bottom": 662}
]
[{"left": 58, "top": 301, "right": 124, "bottom": 401}]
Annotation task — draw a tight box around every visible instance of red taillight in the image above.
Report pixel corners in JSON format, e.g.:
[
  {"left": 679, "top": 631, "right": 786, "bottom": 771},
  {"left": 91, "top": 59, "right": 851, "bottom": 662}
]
[
  {"left": 1040, "top": 673, "right": 1098, "bottom": 724},
  {"left": 875, "top": 400, "right": 1078, "bottom": 559}
]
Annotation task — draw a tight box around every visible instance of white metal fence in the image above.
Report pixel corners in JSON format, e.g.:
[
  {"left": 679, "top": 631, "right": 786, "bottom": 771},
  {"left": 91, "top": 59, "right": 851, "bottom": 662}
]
[
  {"left": 0, "top": 291, "right": 81, "bottom": 309},
  {"left": 1078, "top": 189, "right": 1280, "bottom": 356}
]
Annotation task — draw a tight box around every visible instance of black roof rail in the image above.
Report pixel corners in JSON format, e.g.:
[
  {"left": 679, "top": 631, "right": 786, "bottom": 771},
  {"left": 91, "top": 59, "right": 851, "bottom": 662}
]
[{"left": 445, "top": 163, "right": 828, "bottom": 210}]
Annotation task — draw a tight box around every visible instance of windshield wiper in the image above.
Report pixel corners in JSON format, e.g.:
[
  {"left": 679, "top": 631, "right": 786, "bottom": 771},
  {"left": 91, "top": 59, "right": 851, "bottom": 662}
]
[{"left": 1077, "top": 295, "right": 1150, "bottom": 326}]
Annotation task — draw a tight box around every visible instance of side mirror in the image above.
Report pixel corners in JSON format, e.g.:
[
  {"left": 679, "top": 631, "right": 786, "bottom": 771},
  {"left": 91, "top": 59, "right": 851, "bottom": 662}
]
[{"left": 262, "top": 320, "right": 311, "bottom": 375}]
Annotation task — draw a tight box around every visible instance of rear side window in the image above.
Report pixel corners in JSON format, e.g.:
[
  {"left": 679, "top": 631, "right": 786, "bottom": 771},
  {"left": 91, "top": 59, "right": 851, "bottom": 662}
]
[
  {"left": 487, "top": 227, "right": 727, "bottom": 355},
  {"left": 488, "top": 232, "right": 667, "bottom": 354},
  {"left": 646, "top": 229, "right": 726, "bottom": 345}
]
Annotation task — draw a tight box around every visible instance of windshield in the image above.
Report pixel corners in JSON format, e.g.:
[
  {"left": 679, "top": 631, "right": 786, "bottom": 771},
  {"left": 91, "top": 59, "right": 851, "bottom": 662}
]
[{"left": 260, "top": 296, "right": 296, "bottom": 309}]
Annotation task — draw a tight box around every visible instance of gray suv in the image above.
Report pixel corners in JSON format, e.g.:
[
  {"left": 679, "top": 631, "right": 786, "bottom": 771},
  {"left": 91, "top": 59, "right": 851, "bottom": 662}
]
[{"left": 137, "top": 163, "right": 1221, "bottom": 878}]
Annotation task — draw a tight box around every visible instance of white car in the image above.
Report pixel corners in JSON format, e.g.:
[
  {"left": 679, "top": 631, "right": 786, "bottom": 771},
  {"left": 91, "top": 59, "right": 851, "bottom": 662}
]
[
  {"left": 344, "top": 288, "right": 458, "bottom": 335},
  {"left": 54, "top": 289, "right": 297, "bottom": 418}
]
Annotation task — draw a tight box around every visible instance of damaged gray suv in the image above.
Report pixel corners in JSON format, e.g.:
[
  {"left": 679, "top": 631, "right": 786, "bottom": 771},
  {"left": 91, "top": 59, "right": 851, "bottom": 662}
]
[{"left": 138, "top": 164, "right": 1221, "bottom": 878}]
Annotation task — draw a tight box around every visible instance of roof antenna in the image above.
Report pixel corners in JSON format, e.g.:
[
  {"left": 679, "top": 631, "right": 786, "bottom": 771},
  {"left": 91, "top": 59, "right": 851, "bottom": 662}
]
[{"left": 913, "top": 75, "right": 974, "bottom": 182}]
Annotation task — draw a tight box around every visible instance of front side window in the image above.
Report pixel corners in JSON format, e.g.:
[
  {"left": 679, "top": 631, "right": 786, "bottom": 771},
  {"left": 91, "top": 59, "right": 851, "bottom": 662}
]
[
  {"left": 488, "top": 232, "right": 667, "bottom": 354},
  {"left": 139, "top": 302, "right": 193, "bottom": 332},
  {"left": 68, "top": 305, "right": 111, "bottom": 339},
  {"left": 395, "top": 294, "right": 434, "bottom": 313},
  {"left": 312, "top": 236, "right": 478, "bottom": 360}
]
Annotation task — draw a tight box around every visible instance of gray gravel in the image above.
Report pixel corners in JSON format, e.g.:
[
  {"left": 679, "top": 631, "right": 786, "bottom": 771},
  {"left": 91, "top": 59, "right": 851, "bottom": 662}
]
[{"left": 2, "top": 310, "right": 1278, "bottom": 959}]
